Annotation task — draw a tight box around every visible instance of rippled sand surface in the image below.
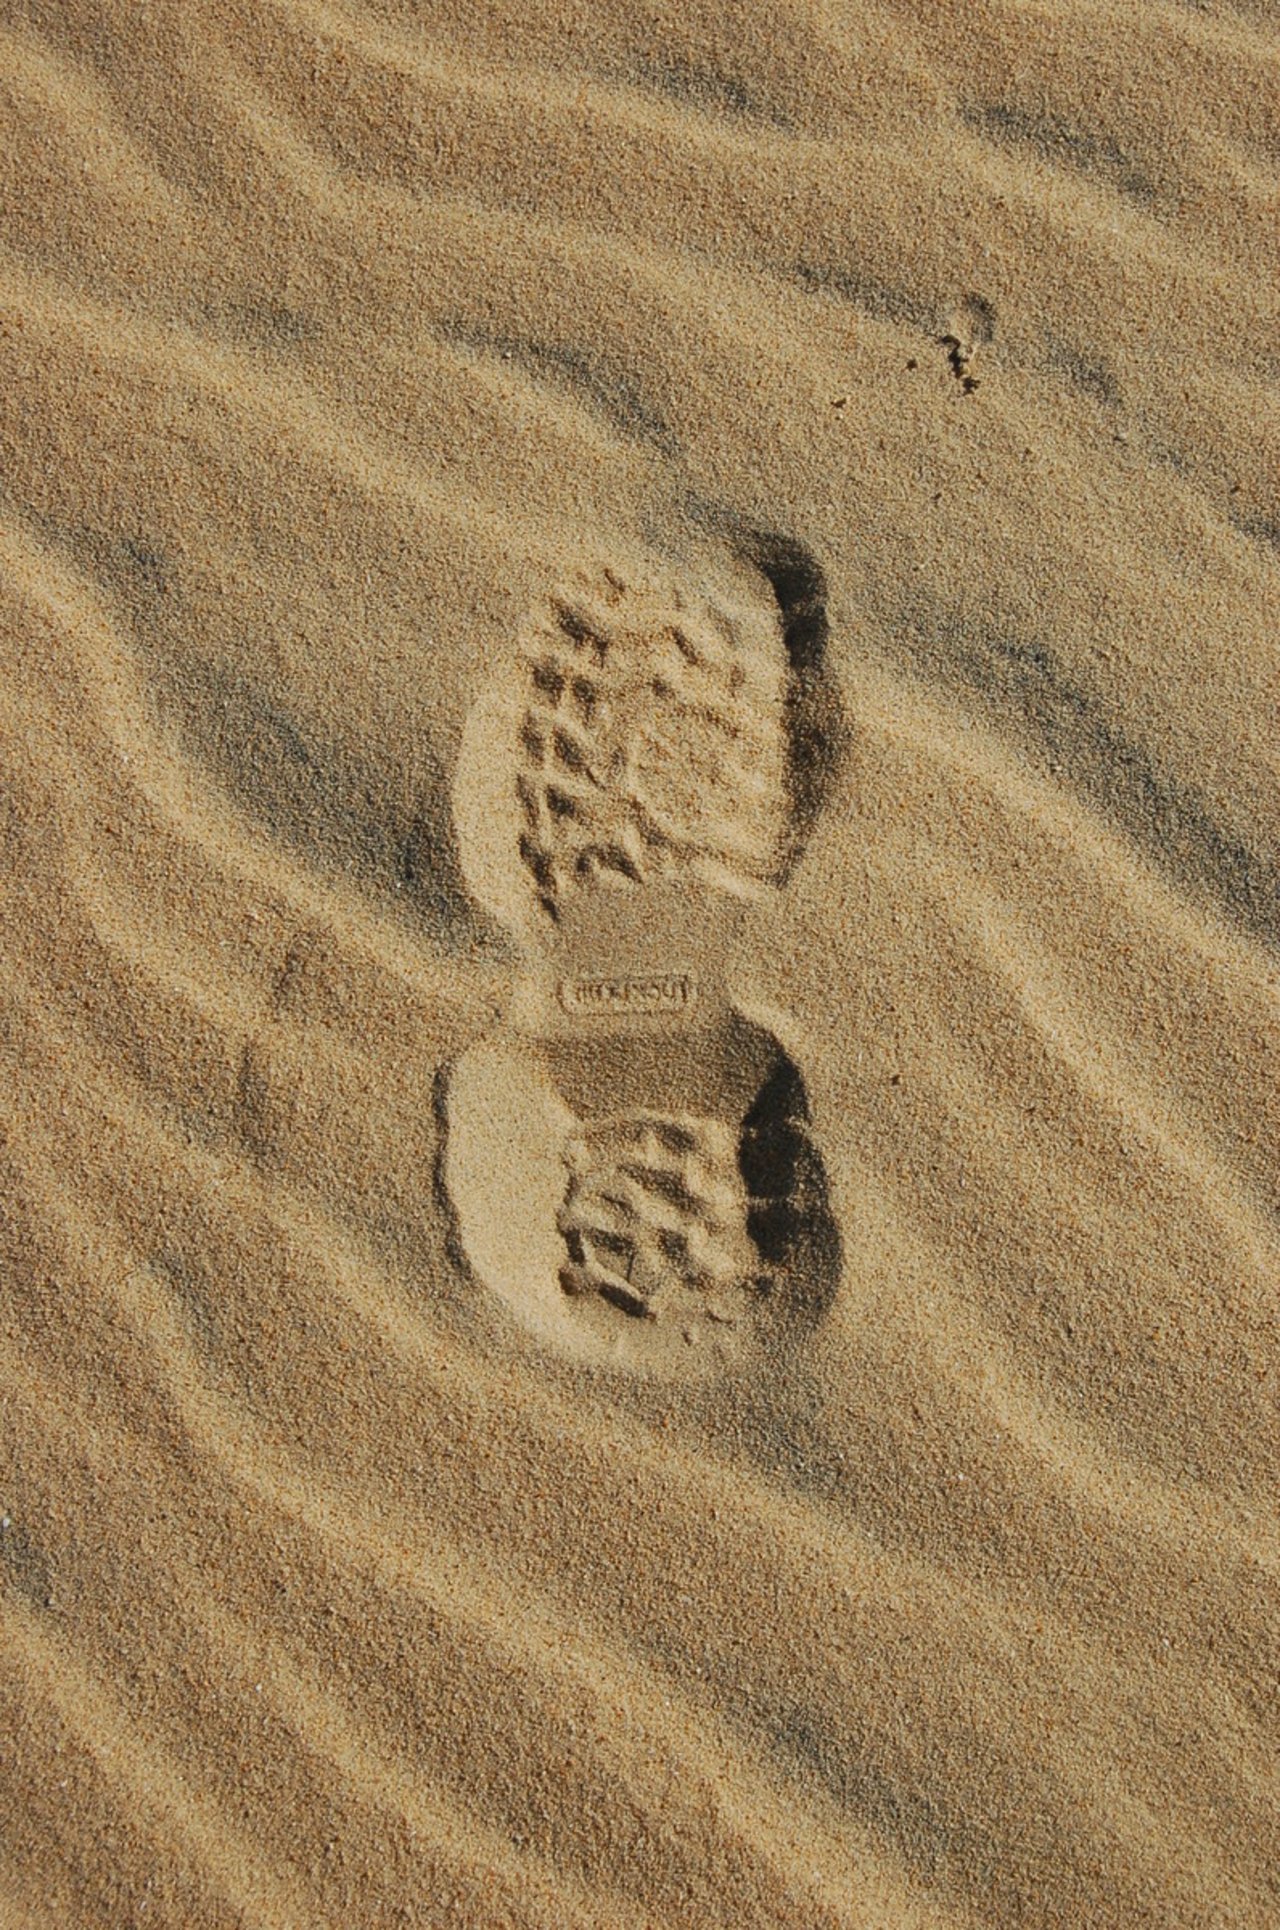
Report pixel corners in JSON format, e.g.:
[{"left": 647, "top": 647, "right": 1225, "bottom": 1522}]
[{"left": 2, "top": 2, "right": 1278, "bottom": 1924}]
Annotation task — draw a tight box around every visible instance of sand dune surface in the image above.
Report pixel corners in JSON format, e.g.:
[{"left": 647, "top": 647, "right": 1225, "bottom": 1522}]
[{"left": 1, "top": 0, "right": 1278, "bottom": 1924}]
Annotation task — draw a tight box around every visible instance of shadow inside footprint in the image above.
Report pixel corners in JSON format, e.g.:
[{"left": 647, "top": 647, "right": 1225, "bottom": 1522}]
[
  {"left": 738, "top": 1050, "right": 842, "bottom": 1333},
  {"left": 742, "top": 531, "right": 847, "bottom": 877}
]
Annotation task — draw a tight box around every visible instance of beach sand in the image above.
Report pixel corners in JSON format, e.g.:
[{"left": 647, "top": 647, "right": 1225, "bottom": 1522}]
[{"left": 1, "top": 1, "right": 1278, "bottom": 1923}]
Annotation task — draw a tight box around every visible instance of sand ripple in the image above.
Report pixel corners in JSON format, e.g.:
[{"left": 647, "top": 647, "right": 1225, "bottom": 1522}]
[{"left": 1, "top": 1, "right": 1277, "bottom": 1923}]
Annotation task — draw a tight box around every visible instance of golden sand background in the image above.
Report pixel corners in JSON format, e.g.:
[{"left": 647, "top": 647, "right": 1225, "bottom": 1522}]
[{"left": 1, "top": 0, "right": 1278, "bottom": 1923}]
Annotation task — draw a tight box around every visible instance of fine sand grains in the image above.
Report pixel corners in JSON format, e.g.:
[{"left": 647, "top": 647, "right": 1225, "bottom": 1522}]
[{"left": 2, "top": 0, "right": 1279, "bottom": 1926}]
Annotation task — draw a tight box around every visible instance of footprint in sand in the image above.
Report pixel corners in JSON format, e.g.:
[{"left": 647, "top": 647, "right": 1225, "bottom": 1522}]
[{"left": 445, "top": 552, "right": 841, "bottom": 1375}]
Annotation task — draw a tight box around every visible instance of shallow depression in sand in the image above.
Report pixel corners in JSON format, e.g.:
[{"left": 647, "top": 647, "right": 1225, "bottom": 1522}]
[{"left": 446, "top": 560, "right": 840, "bottom": 1375}]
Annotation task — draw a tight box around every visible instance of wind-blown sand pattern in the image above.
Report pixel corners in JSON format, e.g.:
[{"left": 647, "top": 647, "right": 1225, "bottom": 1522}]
[{"left": 2, "top": 0, "right": 1279, "bottom": 1924}]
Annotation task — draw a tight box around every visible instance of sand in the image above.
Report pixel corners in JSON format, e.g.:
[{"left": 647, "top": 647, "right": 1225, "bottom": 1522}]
[{"left": 1, "top": 0, "right": 1278, "bottom": 1924}]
